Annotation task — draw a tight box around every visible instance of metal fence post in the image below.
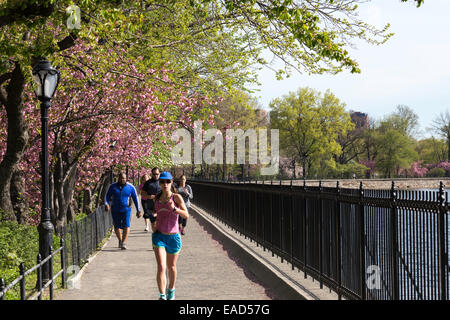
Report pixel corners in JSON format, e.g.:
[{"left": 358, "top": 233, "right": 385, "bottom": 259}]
[
  {"left": 270, "top": 190, "right": 274, "bottom": 257},
  {"left": 359, "top": 181, "right": 366, "bottom": 300},
  {"left": 0, "top": 278, "right": 5, "bottom": 300},
  {"left": 290, "top": 182, "right": 295, "bottom": 270},
  {"left": 303, "top": 179, "right": 307, "bottom": 279},
  {"left": 336, "top": 181, "right": 342, "bottom": 300},
  {"left": 438, "top": 181, "right": 447, "bottom": 300},
  {"left": 19, "top": 263, "right": 25, "bottom": 300},
  {"left": 60, "top": 237, "right": 66, "bottom": 289},
  {"left": 280, "top": 189, "right": 284, "bottom": 264},
  {"left": 37, "top": 254, "right": 42, "bottom": 300},
  {"left": 390, "top": 182, "right": 399, "bottom": 300},
  {"left": 319, "top": 180, "right": 323, "bottom": 289},
  {"left": 49, "top": 246, "right": 54, "bottom": 300}
]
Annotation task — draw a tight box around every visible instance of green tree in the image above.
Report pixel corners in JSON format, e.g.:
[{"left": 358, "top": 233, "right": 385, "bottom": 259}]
[
  {"left": 206, "top": 89, "right": 268, "bottom": 179},
  {"left": 431, "top": 111, "right": 450, "bottom": 161},
  {"left": 375, "top": 126, "right": 418, "bottom": 178},
  {"left": 416, "top": 137, "right": 447, "bottom": 164},
  {"left": 384, "top": 105, "right": 419, "bottom": 138},
  {"left": 0, "top": 0, "right": 425, "bottom": 218},
  {"left": 269, "top": 87, "right": 354, "bottom": 178}
]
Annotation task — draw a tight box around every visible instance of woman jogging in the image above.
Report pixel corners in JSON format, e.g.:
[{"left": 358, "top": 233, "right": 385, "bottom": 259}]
[
  {"left": 176, "top": 174, "right": 193, "bottom": 235},
  {"left": 152, "top": 171, "right": 189, "bottom": 300}
]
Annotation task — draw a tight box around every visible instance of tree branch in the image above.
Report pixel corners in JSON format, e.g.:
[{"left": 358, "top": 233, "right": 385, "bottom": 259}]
[
  {"left": 57, "top": 33, "right": 78, "bottom": 51},
  {"left": 0, "top": 3, "right": 54, "bottom": 28},
  {"left": 0, "top": 72, "right": 12, "bottom": 106}
]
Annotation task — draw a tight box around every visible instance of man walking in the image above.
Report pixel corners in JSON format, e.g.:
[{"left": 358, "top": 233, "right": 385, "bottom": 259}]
[
  {"left": 105, "top": 172, "right": 141, "bottom": 249},
  {"left": 140, "top": 167, "right": 161, "bottom": 232}
]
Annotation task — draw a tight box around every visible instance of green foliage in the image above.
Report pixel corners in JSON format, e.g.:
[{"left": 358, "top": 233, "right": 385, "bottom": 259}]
[
  {"left": 375, "top": 128, "right": 418, "bottom": 178},
  {"left": 0, "top": 221, "right": 61, "bottom": 300},
  {"left": 0, "top": 221, "right": 39, "bottom": 271},
  {"left": 270, "top": 87, "right": 354, "bottom": 178},
  {"left": 381, "top": 105, "right": 419, "bottom": 138},
  {"left": 75, "top": 212, "right": 87, "bottom": 221},
  {"left": 0, "top": 0, "right": 399, "bottom": 93},
  {"left": 318, "top": 160, "right": 369, "bottom": 179},
  {"left": 137, "top": 141, "right": 174, "bottom": 170},
  {"left": 401, "top": 0, "right": 424, "bottom": 7},
  {"left": 416, "top": 138, "right": 447, "bottom": 164},
  {"left": 426, "top": 167, "right": 445, "bottom": 178}
]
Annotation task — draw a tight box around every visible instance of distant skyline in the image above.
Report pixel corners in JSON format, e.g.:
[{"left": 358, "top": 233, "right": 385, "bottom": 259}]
[{"left": 252, "top": 0, "right": 450, "bottom": 139}]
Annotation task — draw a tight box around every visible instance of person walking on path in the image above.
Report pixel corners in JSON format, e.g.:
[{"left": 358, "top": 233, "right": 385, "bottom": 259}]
[
  {"left": 141, "top": 167, "right": 161, "bottom": 232},
  {"left": 105, "top": 172, "right": 141, "bottom": 250},
  {"left": 139, "top": 173, "right": 151, "bottom": 231},
  {"left": 151, "top": 171, "right": 189, "bottom": 300},
  {"left": 176, "top": 174, "right": 193, "bottom": 235}
]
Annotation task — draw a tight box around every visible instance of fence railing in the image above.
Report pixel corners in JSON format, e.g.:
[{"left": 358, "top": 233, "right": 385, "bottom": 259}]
[
  {"left": 189, "top": 179, "right": 449, "bottom": 300},
  {"left": 0, "top": 205, "right": 113, "bottom": 300}
]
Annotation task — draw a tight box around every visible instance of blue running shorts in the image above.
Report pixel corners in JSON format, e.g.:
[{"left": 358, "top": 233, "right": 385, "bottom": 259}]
[
  {"left": 152, "top": 232, "right": 182, "bottom": 255},
  {"left": 111, "top": 210, "right": 131, "bottom": 229}
]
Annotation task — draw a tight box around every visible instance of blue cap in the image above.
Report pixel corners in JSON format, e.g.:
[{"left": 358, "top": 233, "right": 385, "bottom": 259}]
[{"left": 159, "top": 171, "right": 173, "bottom": 180}]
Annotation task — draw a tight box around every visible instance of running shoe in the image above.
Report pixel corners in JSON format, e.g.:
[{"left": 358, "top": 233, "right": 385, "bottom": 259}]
[
  {"left": 121, "top": 242, "right": 127, "bottom": 250},
  {"left": 118, "top": 240, "right": 122, "bottom": 248},
  {"left": 159, "top": 293, "right": 166, "bottom": 300},
  {"left": 167, "top": 288, "right": 175, "bottom": 300},
  {"left": 145, "top": 226, "right": 149, "bottom": 232}
]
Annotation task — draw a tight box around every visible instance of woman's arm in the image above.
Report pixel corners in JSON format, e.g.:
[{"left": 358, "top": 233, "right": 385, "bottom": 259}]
[
  {"left": 173, "top": 194, "right": 189, "bottom": 219},
  {"left": 187, "top": 185, "right": 193, "bottom": 200}
]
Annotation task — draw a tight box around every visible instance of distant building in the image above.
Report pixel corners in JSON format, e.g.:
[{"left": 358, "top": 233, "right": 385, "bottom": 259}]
[{"left": 350, "top": 111, "right": 369, "bottom": 128}]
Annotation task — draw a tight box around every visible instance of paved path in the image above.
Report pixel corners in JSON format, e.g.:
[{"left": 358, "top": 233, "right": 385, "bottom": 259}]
[{"left": 55, "top": 206, "right": 273, "bottom": 300}]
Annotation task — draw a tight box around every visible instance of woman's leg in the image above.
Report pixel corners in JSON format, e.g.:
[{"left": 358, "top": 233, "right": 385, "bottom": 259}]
[
  {"left": 166, "top": 253, "right": 179, "bottom": 290},
  {"left": 154, "top": 247, "right": 167, "bottom": 294}
]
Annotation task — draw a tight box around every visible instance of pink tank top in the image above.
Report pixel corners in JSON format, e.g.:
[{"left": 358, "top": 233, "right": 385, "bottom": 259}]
[{"left": 155, "top": 195, "right": 179, "bottom": 234}]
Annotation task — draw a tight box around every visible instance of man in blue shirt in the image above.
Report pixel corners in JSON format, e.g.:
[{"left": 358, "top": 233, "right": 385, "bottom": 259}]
[{"left": 105, "top": 172, "right": 141, "bottom": 249}]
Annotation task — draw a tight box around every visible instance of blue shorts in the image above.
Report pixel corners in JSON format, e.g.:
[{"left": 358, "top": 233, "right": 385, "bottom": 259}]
[
  {"left": 111, "top": 210, "right": 131, "bottom": 229},
  {"left": 152, "top": 232, "right": 182, "bottom": 255}
]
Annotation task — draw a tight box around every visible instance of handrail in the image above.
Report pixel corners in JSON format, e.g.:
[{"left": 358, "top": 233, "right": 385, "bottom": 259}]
[
  {"left": 0, "top": 244, "right": 61, "bottom": 300},
  {"left": 0, "top": 205, "right": 113, "bottom": 300}
]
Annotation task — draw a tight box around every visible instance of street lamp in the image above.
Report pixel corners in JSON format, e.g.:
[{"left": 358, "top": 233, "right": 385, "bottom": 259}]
[{"left": 32, "top": 59, "right": 60, "bottom": 282}]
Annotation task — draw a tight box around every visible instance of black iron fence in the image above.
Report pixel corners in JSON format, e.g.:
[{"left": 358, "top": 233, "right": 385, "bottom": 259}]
[
  {"left": 189, "top": 179, "right": 449, "bottom": 300},
  {"left": 0, "top": 205, "right": 113, "bottom": 300},
  {"left": 64, "top": 205, "right": 113, "bottom": 269}
]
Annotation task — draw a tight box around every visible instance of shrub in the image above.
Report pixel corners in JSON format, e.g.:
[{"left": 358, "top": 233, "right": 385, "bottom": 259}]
[
  {"left": 0, "top": 221, "right": 60, "bottom": 300},
  {"left": 426, "top": 167, "right": 445, "bottom": 177}
]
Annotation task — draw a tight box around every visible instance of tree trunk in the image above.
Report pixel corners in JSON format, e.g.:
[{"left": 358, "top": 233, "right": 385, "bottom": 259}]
[
  {"left": 98, "top": 172, "right": 111, "bottom": 208},
  {"left": 0, "top": 63, "right": 28, "bottom": 221},
  {"left": 93, "top": 172, "right": 108, "bottom": 209},
  {"left": 302, "top": 158, "right": 307, "bottom": 179},
  {"left": 66, "top": 203, "right": 75, "bottom": 223},
  {"left": 10, "top": 169, "right": 29, "bottom": 224},
  {"left": 222, "top": 163, "right": 226, "bottom": 180},
  {"left": 83, "top": 188, "right": 92, "bottom": 214},
  {"left": 292, "top": 159, "right": 296, "bottom": 179},
  {"left": 53, "top": 152, "right": 78, "bottom": 235}
]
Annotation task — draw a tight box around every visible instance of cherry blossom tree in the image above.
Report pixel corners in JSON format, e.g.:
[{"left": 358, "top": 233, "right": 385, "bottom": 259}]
[{"left": 2, "top": 40, "right": 217, "bottom": 229}]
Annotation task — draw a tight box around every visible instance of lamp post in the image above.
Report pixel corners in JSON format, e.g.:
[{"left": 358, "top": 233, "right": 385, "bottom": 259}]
[{"left": 32, "top": 60, "right": 60, "bottom": 282}]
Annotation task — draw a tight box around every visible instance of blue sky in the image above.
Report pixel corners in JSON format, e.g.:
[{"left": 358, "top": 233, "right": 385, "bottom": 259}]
[{"left": 252, "top": 0, "right": 450, "bottom": 138}]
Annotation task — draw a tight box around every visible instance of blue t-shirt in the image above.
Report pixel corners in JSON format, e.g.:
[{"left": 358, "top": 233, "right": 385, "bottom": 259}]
[
  {"left": 142, "top": 178, "right": 161, "bottom": 210},
  {"left": 105, "top": 182, "right": 140, "bottom": 213}
]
